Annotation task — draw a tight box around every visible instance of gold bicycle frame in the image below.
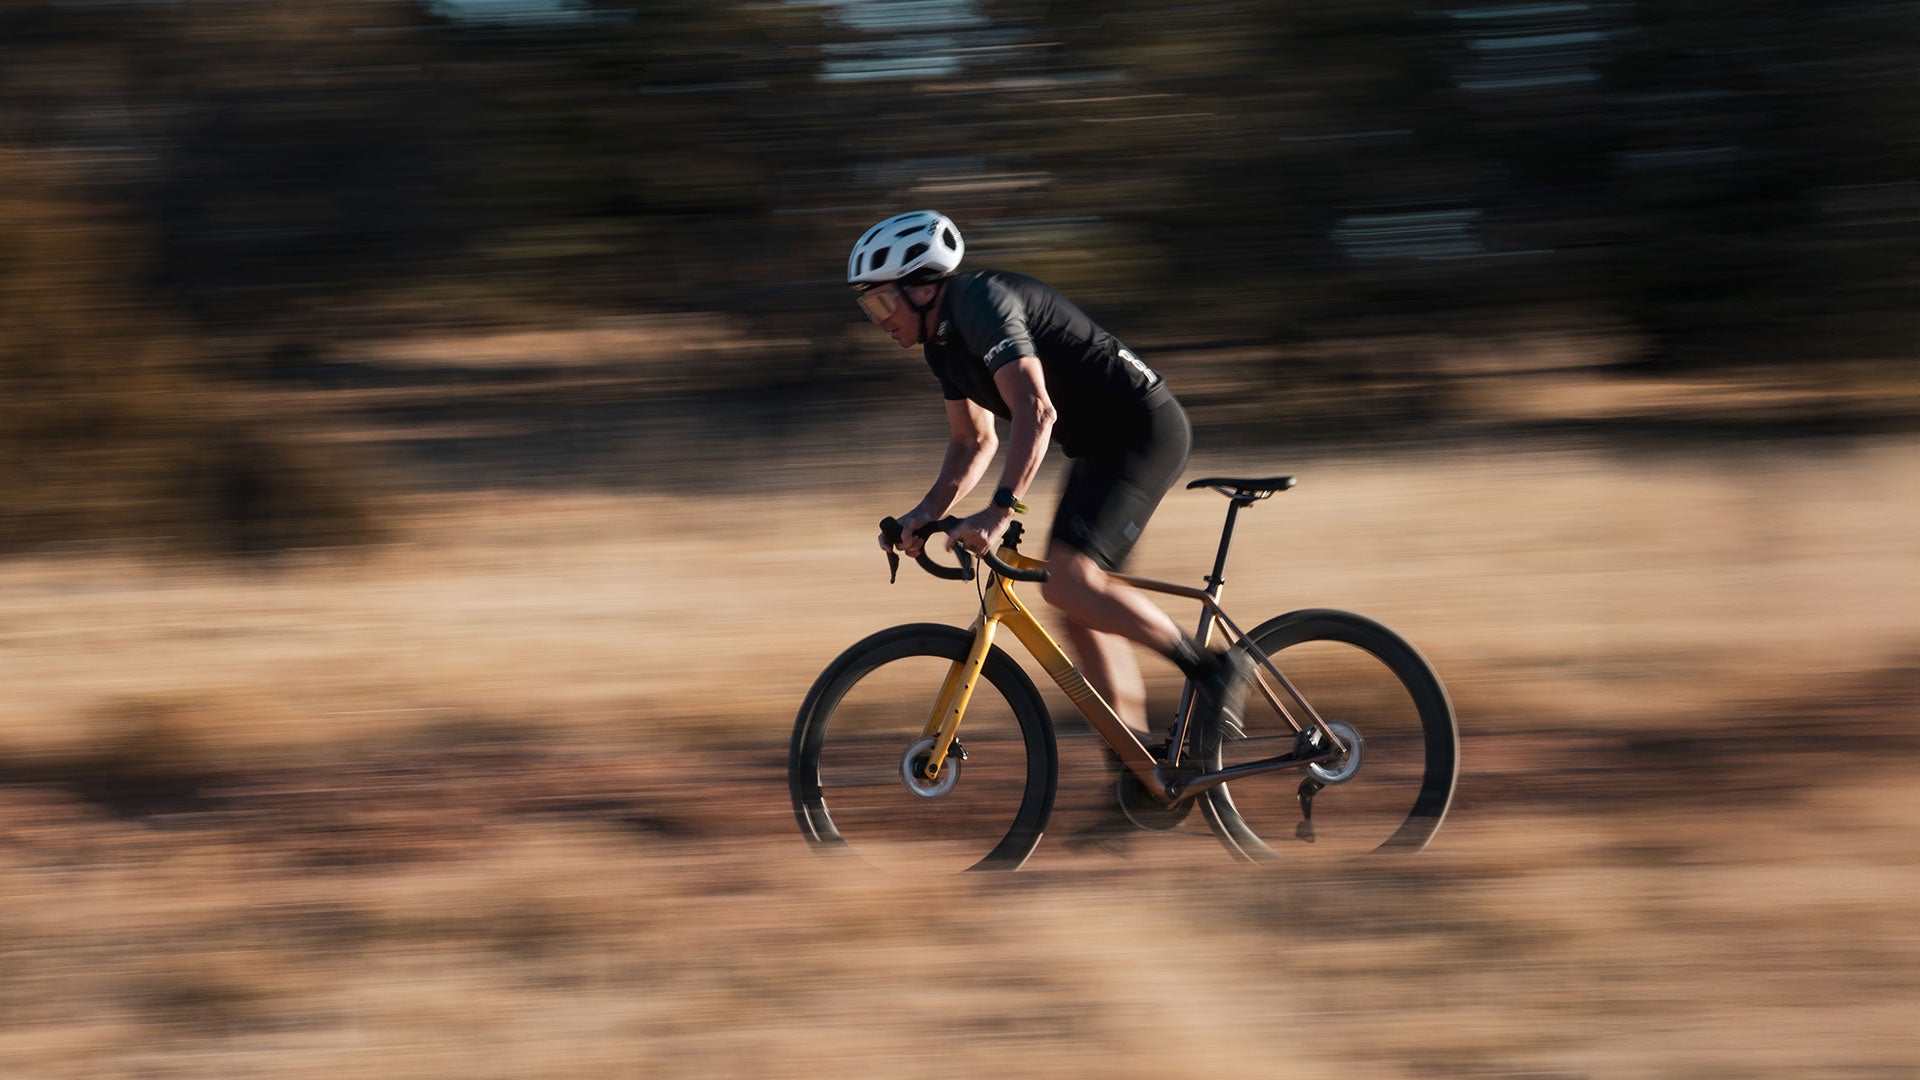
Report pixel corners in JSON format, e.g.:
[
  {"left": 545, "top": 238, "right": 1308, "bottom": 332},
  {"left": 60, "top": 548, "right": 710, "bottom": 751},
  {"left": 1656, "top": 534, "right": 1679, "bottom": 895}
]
[{"left": 914, "top": 540, "right": 1351, "bottom": 805}]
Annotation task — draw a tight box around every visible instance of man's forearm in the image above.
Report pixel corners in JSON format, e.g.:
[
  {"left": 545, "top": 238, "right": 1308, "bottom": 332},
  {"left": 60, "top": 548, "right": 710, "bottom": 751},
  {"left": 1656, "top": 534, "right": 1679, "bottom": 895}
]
[
  {"left": 918, "top": 436, "right": 995, "bottom": 517},
  {"left": 994, "top": 398, "right": 1054, "bottom": 504}
]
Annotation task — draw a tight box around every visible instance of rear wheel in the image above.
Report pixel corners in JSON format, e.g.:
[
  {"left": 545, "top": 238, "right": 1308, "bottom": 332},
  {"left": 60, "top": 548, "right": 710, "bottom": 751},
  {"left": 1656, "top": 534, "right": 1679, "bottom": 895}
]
[
  {"left": 1198, "top": 609, "right": 1457, "bottom": 861},
  {"left": 789, "top": 624, "right": 1057, "bottom": 872}
]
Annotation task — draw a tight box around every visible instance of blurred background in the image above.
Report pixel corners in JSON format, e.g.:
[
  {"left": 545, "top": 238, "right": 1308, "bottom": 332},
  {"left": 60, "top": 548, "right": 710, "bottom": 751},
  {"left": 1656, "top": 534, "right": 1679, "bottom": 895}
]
[
  {"left": 1, "top": 2, "right": 1916, "bottom": 1077},
  {"left": 3, "top": 0, "right": 1916, "bottom": 547}
]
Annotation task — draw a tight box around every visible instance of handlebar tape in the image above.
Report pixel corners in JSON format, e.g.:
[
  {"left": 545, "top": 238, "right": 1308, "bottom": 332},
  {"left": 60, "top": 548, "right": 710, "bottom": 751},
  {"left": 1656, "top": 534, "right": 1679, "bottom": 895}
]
[{"left": 879, "top": 517, "right": 1048, "bottom": 583}]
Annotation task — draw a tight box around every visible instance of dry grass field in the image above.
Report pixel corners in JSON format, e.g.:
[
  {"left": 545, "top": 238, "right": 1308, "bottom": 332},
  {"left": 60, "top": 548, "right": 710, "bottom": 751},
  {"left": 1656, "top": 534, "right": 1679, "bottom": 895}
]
[{"left": 2, "top": 373, "right": 1916, "bottom": 1077}]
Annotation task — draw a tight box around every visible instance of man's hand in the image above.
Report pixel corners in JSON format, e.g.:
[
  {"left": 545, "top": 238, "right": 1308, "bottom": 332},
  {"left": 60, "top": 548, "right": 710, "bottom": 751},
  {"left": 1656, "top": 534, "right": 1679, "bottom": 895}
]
[
  {"left": 947, "top": 505, "right": 1015, "bottom": 558},
  {"left": 881, "top": 507, "right": 938, "bottom": 558}
]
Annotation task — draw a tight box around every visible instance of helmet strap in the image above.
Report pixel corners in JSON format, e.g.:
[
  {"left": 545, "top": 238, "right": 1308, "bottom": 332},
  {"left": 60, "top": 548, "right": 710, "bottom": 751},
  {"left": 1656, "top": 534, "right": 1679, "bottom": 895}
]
[
  {"left": 897, "top": 279, "right": 934, "bottom": 313},
  {"left": 901, "top": 281, "right": 941, "bottom": 344}
]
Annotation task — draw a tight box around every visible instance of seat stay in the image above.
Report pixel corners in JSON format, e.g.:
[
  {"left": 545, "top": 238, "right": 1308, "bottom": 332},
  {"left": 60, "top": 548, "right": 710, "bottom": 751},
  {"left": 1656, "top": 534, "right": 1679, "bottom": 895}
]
[{"left": 1107, "top": 573, "right": 1345, "bottom": 758}]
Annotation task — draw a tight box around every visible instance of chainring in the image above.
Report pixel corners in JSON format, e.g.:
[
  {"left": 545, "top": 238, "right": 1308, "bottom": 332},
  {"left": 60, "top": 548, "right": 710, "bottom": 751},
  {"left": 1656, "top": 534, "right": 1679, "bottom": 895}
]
[{"left": 1116, "top": 764, "right": 1193, "bottom": 831}]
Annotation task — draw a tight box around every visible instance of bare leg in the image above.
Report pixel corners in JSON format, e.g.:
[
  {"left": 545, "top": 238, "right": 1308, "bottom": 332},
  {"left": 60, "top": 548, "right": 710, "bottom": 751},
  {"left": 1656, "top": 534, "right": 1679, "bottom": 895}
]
[
  {"left": 1041, "top": 541, "right": 1184, "bottom": 733},
  {"left": 1063, "top": 621, "right": 1147, "bottom": 732}
]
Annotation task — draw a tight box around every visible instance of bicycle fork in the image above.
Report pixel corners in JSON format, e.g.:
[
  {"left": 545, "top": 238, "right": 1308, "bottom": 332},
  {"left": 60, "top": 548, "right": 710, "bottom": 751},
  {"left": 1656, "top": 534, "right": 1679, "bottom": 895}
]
[
  {"left": 919, "top": 573, "right": 1172, "bottom": 799},
  {"left": 914, "top": 617, "right": 998, "bottom": 783}
]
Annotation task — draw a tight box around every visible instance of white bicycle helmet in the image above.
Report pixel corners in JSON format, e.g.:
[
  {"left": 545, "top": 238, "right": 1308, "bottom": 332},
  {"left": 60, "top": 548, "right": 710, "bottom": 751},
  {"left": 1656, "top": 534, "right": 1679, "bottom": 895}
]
[{"left": 847, "top": 210, "right": 964, "bottom": 287}]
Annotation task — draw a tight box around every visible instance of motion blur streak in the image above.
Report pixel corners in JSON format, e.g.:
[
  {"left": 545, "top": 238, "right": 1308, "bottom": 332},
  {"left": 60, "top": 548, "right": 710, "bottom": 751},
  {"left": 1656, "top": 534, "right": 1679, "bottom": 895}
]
[{"left": 1, "top": 1, "right": 1915, "bottom": 1076}]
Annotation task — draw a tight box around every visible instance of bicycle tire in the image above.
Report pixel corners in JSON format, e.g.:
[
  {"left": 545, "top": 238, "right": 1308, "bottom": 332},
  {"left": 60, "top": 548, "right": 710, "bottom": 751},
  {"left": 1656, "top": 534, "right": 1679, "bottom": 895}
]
[
  {"left": 1198, "top": 609, "right": 1457, "bottom": 862},
  {"left": 789, "top": 623, "right": 1058, "bottom": 872}
]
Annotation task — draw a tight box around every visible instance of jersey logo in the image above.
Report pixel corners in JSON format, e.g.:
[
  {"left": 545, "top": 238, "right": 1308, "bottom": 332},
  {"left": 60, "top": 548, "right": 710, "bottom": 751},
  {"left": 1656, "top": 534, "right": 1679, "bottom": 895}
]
[
  {"left": 1117, "top": 347, "right": 1158, "bottom": 381},
  {"left": 984, "top": 337, "right": 1019, "bottom": 364}
]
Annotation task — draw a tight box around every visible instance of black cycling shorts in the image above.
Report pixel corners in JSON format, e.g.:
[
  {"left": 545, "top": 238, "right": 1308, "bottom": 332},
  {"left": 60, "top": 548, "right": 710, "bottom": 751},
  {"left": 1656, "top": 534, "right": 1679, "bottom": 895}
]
[{"left": 1049, "top": 383, "right": 1192, "bottom": 571}]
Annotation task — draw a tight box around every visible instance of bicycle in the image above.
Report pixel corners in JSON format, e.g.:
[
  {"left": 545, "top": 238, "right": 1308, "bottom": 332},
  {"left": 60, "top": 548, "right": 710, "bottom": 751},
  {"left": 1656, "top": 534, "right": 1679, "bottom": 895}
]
[{"left": 788, "top": 474, "right": 1459, "bottom": 871}]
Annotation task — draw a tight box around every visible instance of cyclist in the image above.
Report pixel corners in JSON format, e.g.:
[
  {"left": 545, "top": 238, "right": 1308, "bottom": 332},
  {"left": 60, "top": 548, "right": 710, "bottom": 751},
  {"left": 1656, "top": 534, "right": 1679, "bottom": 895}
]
[{"left": 852, "top": 210, "right": 1252, "bottom": 785}]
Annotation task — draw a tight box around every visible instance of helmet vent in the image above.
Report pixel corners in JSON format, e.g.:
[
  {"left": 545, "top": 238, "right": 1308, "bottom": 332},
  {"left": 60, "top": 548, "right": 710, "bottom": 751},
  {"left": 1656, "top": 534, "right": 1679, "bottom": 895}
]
[{"left": 848, "top": 210, "right": 964, "bottom": 285}]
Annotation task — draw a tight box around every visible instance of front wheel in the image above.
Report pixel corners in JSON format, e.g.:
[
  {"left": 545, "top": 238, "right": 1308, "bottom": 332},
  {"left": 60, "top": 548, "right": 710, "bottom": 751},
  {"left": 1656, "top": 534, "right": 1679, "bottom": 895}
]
[
  {"left": 1198, "top": 609, "right": 1458, "bottom": 861},
  {"left": 789, "top": 624, "right": 1058, "bottom": 872}
]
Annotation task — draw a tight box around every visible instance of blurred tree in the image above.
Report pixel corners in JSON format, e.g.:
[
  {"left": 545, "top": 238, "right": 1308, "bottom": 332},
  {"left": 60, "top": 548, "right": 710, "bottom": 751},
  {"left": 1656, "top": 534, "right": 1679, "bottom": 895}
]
[
  {"left": 1608, "top": 0, "right": 1920, "bottom": 367},
  {"left": 0, "top": 0, "right": 1913, "bottom": 556},
  {"left": 0, "top": 147, "right": 379, "bottom": 554}
]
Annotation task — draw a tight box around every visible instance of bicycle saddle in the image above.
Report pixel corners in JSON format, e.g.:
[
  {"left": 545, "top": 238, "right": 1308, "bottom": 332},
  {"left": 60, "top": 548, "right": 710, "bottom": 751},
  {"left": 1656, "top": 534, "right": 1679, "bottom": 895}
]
[{"left": 1186, "top": 475, "right": 1297, "bottom": 500}]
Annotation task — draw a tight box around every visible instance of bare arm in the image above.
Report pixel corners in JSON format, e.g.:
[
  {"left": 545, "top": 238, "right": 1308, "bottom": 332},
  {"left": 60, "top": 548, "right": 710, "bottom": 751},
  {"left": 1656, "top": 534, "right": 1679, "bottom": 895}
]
[
  {"left": 882, "top": 398, "right": 998, "bottom": 557},
  {"left": 943, "top": 356, "right": 1056, "bottom": 557},
  {"left": 987, "top": 355, "right": 1056, "bottom": 504},
  {"left": 915, "top": 398, "right": 1000, "bottom": 518}
]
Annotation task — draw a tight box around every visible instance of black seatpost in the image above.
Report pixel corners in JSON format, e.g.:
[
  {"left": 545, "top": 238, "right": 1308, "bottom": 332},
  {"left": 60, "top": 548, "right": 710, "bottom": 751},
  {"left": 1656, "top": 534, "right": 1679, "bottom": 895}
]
[{"left": 1203, "top": 498, "right": 1250, "bottom": 596}]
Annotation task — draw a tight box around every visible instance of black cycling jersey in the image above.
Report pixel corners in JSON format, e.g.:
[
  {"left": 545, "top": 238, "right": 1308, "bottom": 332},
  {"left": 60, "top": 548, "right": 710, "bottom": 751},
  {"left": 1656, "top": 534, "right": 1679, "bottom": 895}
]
[{"left": 923, "top": 270, "right": 1164, "bottom": 459}]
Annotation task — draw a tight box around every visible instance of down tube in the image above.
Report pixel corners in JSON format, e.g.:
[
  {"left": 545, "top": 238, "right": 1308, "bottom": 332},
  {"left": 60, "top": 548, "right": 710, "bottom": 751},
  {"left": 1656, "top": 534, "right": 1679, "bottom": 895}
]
[{"left": 993, "top": 592, "right": 1161, "bottom": 788}]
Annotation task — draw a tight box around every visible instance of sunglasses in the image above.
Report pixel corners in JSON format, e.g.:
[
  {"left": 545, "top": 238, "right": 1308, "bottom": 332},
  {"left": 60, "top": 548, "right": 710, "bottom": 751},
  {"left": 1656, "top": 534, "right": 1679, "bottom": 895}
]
[{"left": 854, "top": 286, "right": 903, "bottom": 323}]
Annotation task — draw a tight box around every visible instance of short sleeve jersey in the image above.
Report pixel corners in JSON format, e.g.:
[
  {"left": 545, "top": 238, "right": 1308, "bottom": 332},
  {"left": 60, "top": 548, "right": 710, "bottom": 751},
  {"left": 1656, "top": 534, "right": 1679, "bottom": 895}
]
[{"left": 923, "top": 270, "right": 1164, "bottom": 459}]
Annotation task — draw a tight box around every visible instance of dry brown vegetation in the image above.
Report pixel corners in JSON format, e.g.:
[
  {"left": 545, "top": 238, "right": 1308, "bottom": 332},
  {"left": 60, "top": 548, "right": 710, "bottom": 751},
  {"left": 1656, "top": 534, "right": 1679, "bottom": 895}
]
[{"left": 3, "top": 407, "right": 1916, "bottom": 1076}]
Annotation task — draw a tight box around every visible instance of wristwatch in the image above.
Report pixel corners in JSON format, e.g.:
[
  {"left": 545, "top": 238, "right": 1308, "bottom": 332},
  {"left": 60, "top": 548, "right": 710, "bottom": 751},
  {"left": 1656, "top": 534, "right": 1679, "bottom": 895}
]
[{"left": 992, "top": 486, "right": 1028, "bottom": 513}]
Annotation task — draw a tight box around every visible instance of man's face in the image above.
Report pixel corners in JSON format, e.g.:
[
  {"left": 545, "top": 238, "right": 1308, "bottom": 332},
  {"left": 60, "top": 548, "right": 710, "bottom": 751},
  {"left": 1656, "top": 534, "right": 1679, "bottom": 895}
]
[{"left": 856, "top": 284, "right": 925, "bottom": 348}]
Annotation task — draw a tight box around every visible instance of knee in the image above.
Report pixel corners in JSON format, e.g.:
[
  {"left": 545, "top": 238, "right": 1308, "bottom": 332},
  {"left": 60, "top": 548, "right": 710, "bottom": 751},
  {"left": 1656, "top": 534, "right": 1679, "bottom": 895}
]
[
  {"left": 1038, "top": 571, "right": 1073, "bottom": 610},
  {"left": 1040, "top": 547, "right": 1101, "bottom": 610}
]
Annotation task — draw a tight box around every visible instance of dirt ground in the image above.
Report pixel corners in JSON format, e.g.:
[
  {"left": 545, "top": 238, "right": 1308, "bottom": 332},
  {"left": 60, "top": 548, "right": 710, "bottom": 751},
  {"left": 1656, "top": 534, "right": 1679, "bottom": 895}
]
[{"left": 2, "top": 413, "right": 1917, "bottom": 1076}]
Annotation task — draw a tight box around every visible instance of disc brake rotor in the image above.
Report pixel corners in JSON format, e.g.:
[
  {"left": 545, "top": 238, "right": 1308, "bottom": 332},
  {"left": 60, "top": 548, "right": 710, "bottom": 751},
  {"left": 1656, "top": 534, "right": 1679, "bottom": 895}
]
[
  {"left": 900, "top": 736, "right": 960, "bottom": 799},
  {"left": 1306, "top": 719, "right": 1363, "bottom": 784}
]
